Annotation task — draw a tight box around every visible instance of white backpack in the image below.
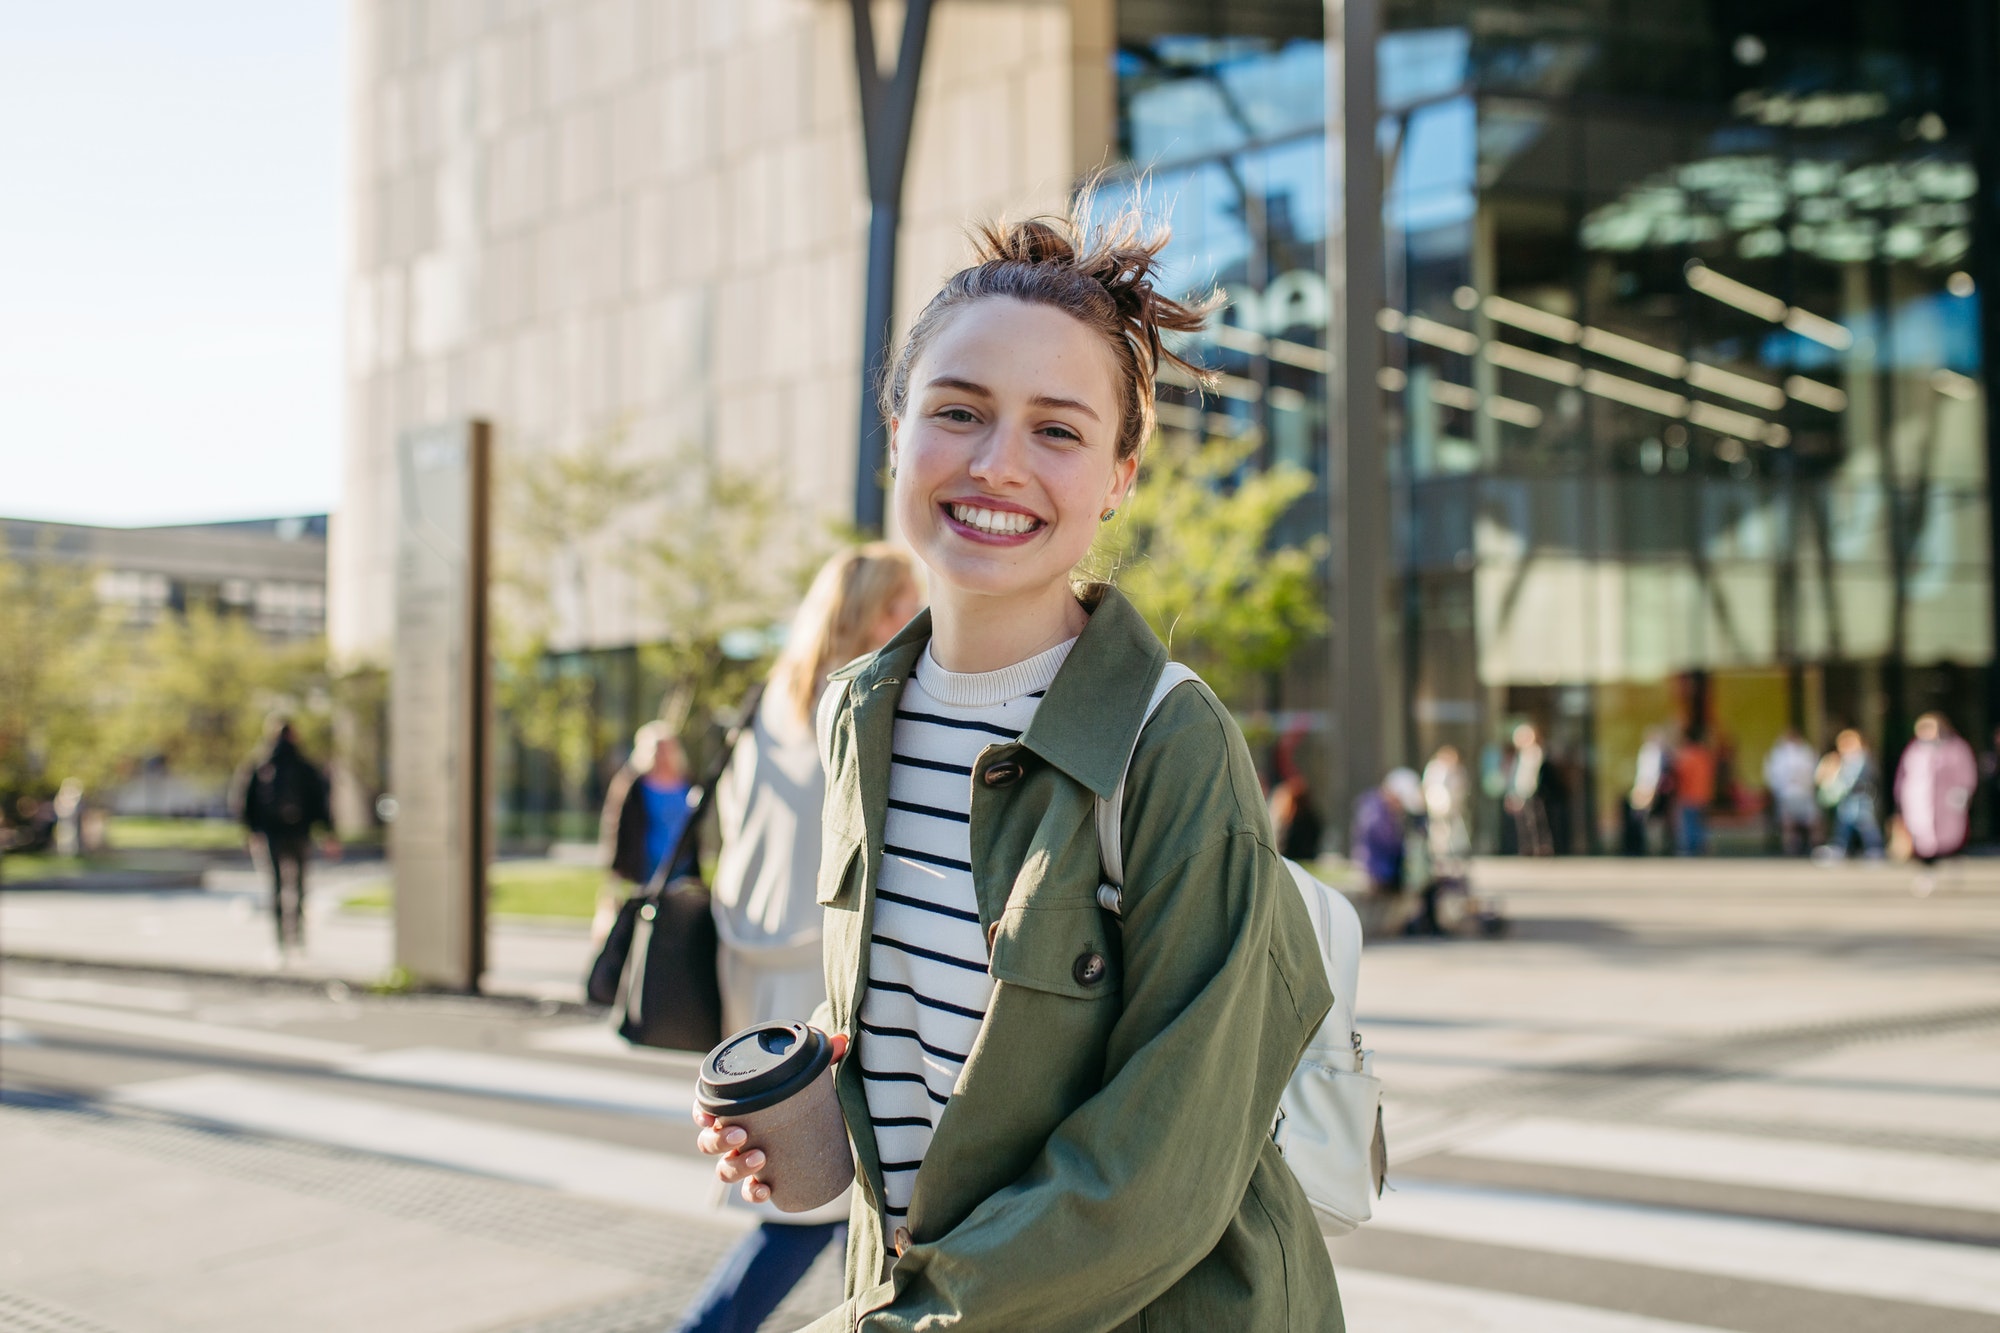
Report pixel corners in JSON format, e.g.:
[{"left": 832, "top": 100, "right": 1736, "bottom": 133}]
[{"left": 1095, "top": 664, "right": 1387, "bottom": 1234}]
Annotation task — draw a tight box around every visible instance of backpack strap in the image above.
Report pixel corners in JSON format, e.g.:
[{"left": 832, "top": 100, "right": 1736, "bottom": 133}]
[{"left": 1096, "top": 663, "right": 1202, "bottom": 916}]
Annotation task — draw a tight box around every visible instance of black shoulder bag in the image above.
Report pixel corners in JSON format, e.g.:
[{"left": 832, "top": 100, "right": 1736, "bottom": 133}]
[{"left": 586, "top": 683, "right": 764, "bottom": 1051}]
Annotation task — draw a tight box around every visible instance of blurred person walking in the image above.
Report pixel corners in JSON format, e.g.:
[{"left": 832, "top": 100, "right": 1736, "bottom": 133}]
[
  {"left": 1503, "top": 723, "right": 1552, "bottom": 856},
  {"left": 235, "top": 719, "right": 336, "bottom": 955},
  {"left": 1268, "top": 728, "right": 1326, "bottom": 863},
  {"left": 1817, "top": 729, "right": 1884, "bottom": 860},
  {"left": 1624, "top": 729, "right": 1674, "bottom": 856},
  {"left": 1672, "top": 730, "right": 1718, "bottom": 855},
  {"left": 672, "top": 544, "right": 920, "bottom": 1333},
  {"left": 1894, "top": 713, "right": 1977, "bottom": 895},
  {"left": 1352, "top": 771, "right": 1413, "bottom": 898},
  {"left": 593, "top": 722, "right": 698, "bottom": 947},
  {"left": 1764, "top": 729, "right": 1819, "bottom": 856},
  {"left": 1421, "top": 745, "right": 1471, "bottom": 871}
]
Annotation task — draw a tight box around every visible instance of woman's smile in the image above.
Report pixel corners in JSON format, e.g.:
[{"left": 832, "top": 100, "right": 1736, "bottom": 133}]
[{"left": 940, "top": 497, "right": 1047, "bottom": 544}]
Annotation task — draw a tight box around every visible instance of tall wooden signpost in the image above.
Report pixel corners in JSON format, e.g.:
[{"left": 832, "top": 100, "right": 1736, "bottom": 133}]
[{"left": 390, "top": 420, "right": 492, "bottom": 992}]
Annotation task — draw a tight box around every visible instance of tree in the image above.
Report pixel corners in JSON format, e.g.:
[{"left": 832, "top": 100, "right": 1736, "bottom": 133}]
[
  {"left": 492, "top": 430, "right": 819, "bottom": 799},
  {"left": 629, "top": 451, "right": 814, "bottom": 768},
  {"left": 1090, "top": 432, "right": 1327, "bottom": 711},
  {"left": 0, "top": 544, "right": 111, "bottom": 806},
  {"left": 105, "top": 607, "right": 331, "bottom": 787},
  {"left": 491, "top": 427, "right": 659, "bottom": 797}
]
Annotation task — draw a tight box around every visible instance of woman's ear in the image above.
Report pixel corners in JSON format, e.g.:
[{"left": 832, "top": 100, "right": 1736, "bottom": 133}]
[
  {"left": 887, "top": 418, "right": 901, "bottom": 480},
  {"left": 1106, "top": 452, "right": 1139, "bottom": 511}
]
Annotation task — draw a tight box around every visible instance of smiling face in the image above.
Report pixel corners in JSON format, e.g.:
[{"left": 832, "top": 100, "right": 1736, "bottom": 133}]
[{"left": 889, "top": 297, "right": 1135, "bottom": 614}]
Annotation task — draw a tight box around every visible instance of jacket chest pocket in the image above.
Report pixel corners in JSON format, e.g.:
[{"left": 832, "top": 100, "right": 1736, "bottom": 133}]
[{"left": 987, "top": 903, "right": 1121, "bottom": 1001}]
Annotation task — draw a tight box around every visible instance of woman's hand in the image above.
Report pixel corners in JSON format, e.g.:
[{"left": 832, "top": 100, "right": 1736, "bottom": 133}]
[{"left": 693, "top": 1031, "right": 847, "bottom": 1204}]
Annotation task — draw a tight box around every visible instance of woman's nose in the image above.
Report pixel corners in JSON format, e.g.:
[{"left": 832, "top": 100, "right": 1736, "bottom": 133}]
[{"left": 967, "top": 421, "right": 1031, "bottom": 485}]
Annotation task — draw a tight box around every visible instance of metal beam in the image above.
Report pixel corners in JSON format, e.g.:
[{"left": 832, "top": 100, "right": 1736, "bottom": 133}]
[
  {"left": 1324, "top": 0, "right": 1386, "bottom": 840},
  {"left": 849, "top": 0, "right": 936, "bottom": 535}
]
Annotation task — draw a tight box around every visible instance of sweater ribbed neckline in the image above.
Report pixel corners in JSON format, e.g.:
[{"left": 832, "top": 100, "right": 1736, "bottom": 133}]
[{"left": 914, "top": 637, "right": 1076, "bottom": 709}]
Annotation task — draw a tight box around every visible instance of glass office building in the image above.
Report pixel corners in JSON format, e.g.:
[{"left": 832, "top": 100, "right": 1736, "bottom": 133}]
[{"left": 1117, "top": 1, "right": 1998, "bottom": 849}]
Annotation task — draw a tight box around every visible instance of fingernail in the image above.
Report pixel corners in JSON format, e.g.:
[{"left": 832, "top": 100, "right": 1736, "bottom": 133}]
[
  {"left": 725, "top": 1128, "right": 746, "bottom": 1147},
  {"left": 745, "top": 1151, "right": 766, "bottom": 1170}
]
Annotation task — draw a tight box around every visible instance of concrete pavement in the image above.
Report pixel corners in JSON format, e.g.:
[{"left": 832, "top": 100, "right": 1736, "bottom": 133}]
[
  {"left": 4, "top": 856, "right": 1999, "bottom": 1330},
  {"left": 0, "top": 862, "right": 598, "bottom": 1001}
]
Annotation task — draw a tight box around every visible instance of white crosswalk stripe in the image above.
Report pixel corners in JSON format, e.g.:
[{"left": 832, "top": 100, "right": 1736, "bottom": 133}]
[
  {"left": 1367, "top": 1177, "right": 2000, "bottom": 1315},
  {"left": 344, "top": 1046, "right": 699, "bottom": 1120},
  {"left": 1338, "top": 1270, "right": 1734, "bottom": 1333},
  {"left": 110, "top": 1073, "right": 748, "bottom": 1229},
  {"left": 1451, "top": 1115, "right": 2000, "bottom": 1214}
]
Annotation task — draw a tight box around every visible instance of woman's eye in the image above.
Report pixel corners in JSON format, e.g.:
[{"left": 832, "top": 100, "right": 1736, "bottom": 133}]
[
  {"left": 1041, "top": 424, "right": 1081, "bottom": 443},
  {"left": 938, "top": 407, "right": 978, "bottom": 424}
]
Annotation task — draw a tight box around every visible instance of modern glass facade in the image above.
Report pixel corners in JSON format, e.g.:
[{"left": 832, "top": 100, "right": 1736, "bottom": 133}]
[{"left": 1117, "top": 0, "right": 1999, "bottom": 850}]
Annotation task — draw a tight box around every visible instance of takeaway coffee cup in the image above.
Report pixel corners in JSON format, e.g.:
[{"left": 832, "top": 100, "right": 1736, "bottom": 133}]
[{"left": 697, "top": 1022, "right": 854, "bottom": 1213}]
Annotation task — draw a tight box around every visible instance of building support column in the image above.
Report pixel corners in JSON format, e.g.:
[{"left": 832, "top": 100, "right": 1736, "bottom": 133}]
[
  {"left": 1972, "top": 0, "right": 2000, "bottom": 756},
  {"left": 1325, "top": 0, "right": 1387, "bottom": 837},
  {"left": 849, "top": 0, "right": 936, "bottom": 535}
]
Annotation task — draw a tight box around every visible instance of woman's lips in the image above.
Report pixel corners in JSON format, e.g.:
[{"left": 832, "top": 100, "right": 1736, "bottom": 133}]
[{"left": 940, "top": 500, "right": 1045, "bottom": 546}]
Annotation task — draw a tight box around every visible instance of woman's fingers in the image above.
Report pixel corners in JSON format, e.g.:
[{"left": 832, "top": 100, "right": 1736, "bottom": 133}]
[
  {"left": 829, "top": 1032, "right": 849, "bottom": 1062},
  {"left": 742, "top": 1179, "right": 772, "bottom": 1204},
  {"left": 714, "top": 1149, "right": 766, "bottom": 1183},
  {"left": 696, "top": 1124, "right": 749, "bottom": 1157}
]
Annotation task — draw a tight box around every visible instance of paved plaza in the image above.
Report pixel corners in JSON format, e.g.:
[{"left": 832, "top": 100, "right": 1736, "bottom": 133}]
[{"left": 2, "top": 856, "right": 1997, "bottom": 1331}]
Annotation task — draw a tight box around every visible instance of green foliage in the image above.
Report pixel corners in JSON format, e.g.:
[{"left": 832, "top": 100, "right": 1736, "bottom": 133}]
[
  {"left": 330, "top": 664, "right": 390, "bottom": 821},
  {"left": 106, "top": 607, "right": 332, "bottom": 786},
  {"left": 0, "top": 543, "right": 334, "bottom": 821},
  {"left": 0, "top": 543, "right": 112, "bottom": 801},
  {"left": 1088, "top": 432, "right": 1326, "bottom": 709},
  {"left": 493, "top": 428, "right": 819, "bottom": 789},
  {"left": 630, "top": 452, "right": 813, "bottom": 765},
  {"left": 492, "top": 428, "right": 661, "bottom": 789}
]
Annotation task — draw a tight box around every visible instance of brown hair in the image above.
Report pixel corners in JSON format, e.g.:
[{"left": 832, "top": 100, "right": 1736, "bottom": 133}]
[
  {"left": 767, "top": 543, "right": 921, "bottom": 725},
  {"left": 881, "top": 197, "right": 1217, "bottom": 463}
]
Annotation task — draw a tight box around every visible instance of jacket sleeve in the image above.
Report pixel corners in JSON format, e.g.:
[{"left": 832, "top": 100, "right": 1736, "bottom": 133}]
[{"left": 842, "top": 725, "right": 1330, "bottom": 1330}]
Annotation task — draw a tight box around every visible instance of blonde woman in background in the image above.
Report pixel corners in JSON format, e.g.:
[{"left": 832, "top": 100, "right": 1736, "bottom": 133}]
[{"left": 672, "top": 542, "right": 921, "bottom": 1333}]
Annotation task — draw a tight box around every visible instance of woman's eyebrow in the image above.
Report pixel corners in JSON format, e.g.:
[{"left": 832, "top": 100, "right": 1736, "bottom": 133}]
[
  {"left": 923, "top": 378, "right": 1100, "bottom": 423},
  {"left": 925, "top": 376, "right": 992, "bottom": 398},
  {"left": 1030, "top": 394, "right": 1099, "bottom": 421}
]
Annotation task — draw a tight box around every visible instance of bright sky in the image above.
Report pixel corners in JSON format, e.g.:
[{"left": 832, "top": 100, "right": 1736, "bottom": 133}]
[{"left": 0, "top": 3, "right": 345, "bottom": 527}]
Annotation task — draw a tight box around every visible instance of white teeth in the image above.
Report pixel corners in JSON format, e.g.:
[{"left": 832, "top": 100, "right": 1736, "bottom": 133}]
[{"left": 950, "top": 503, "right": 1037, "bottom": 536}]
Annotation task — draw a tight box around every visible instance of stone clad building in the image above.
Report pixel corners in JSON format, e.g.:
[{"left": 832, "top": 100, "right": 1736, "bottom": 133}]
[
  {"left": 338, "top": 0, "right": 2000, "bottom": 853},
  {"left": 333, "top": 0, "right": 1115, "bottom": 665}
]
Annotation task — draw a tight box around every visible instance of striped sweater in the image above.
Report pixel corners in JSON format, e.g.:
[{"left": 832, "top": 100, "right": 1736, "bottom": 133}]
[{"left": 858, "top": 636, "right": 1075, "bottom": 1222}]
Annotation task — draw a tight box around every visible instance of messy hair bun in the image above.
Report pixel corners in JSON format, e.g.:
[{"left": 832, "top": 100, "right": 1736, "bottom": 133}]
[{"left": 881, "top": 195, "right": 1217, "bottom": 462}]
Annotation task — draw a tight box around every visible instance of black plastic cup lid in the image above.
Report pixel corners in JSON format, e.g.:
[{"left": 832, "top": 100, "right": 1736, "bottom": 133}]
[{"left": 697, "top": 1022, "right": 833, "bottom": 1117}]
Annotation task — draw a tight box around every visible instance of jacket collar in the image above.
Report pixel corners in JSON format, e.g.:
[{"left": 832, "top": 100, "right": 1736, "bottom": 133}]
[
  {"left": 1020, "top": 585, "right": 1167, "bottom": 799},
  {"left": 840, "top": 586, "right": 1166, "bottom": 802}
]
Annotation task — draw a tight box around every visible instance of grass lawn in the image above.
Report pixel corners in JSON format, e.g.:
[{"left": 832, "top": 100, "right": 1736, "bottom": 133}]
[
  {"left": 344, "top": 860, "right": 605, "bottom": 919},
  {"left": 105, "top": 817, "right": 247, "bottom": 851},
  {"left": 1, "top": 854, "right": 87, "bottom": 881}
]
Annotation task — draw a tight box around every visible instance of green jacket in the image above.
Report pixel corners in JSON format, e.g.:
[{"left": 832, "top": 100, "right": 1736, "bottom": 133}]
[{"left": 801, "top": 587, "right": 1342, "bottom": 1332}]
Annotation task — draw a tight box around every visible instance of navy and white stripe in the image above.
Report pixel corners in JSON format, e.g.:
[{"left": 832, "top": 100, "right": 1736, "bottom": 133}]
[{"left": 859, "top": 636, "right": 1074, "bottom": 1221}]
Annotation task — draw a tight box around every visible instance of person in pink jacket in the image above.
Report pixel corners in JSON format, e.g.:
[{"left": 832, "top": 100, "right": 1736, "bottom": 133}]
[{"left": 1895, "top": 713, "right": 1978, "bottom": 893}]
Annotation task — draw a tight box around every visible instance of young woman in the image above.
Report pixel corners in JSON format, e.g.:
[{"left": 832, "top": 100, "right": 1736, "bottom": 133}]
[
  {"left": 673, "top": 543, "right": 921, "bottom": 1333},
  {"left": 696, "top": 205, "right": 1342, "bottom": 1331}
]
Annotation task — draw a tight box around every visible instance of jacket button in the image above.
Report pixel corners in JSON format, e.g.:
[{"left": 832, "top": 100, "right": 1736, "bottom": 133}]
[
  {"left": 1073, "top": 951, "right": 1107, "bottom": 986},
  {"left": 893, "top": 1225, "right": 913, "bottom": 1255},
  {"left": 981, "top": 759, "right": 1023, "bottom": 788}
]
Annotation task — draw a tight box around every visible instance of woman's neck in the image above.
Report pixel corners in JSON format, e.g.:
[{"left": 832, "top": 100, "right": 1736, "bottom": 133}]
[{"left": 927, "top": 579, "right": 1087, "bottom": 674}]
